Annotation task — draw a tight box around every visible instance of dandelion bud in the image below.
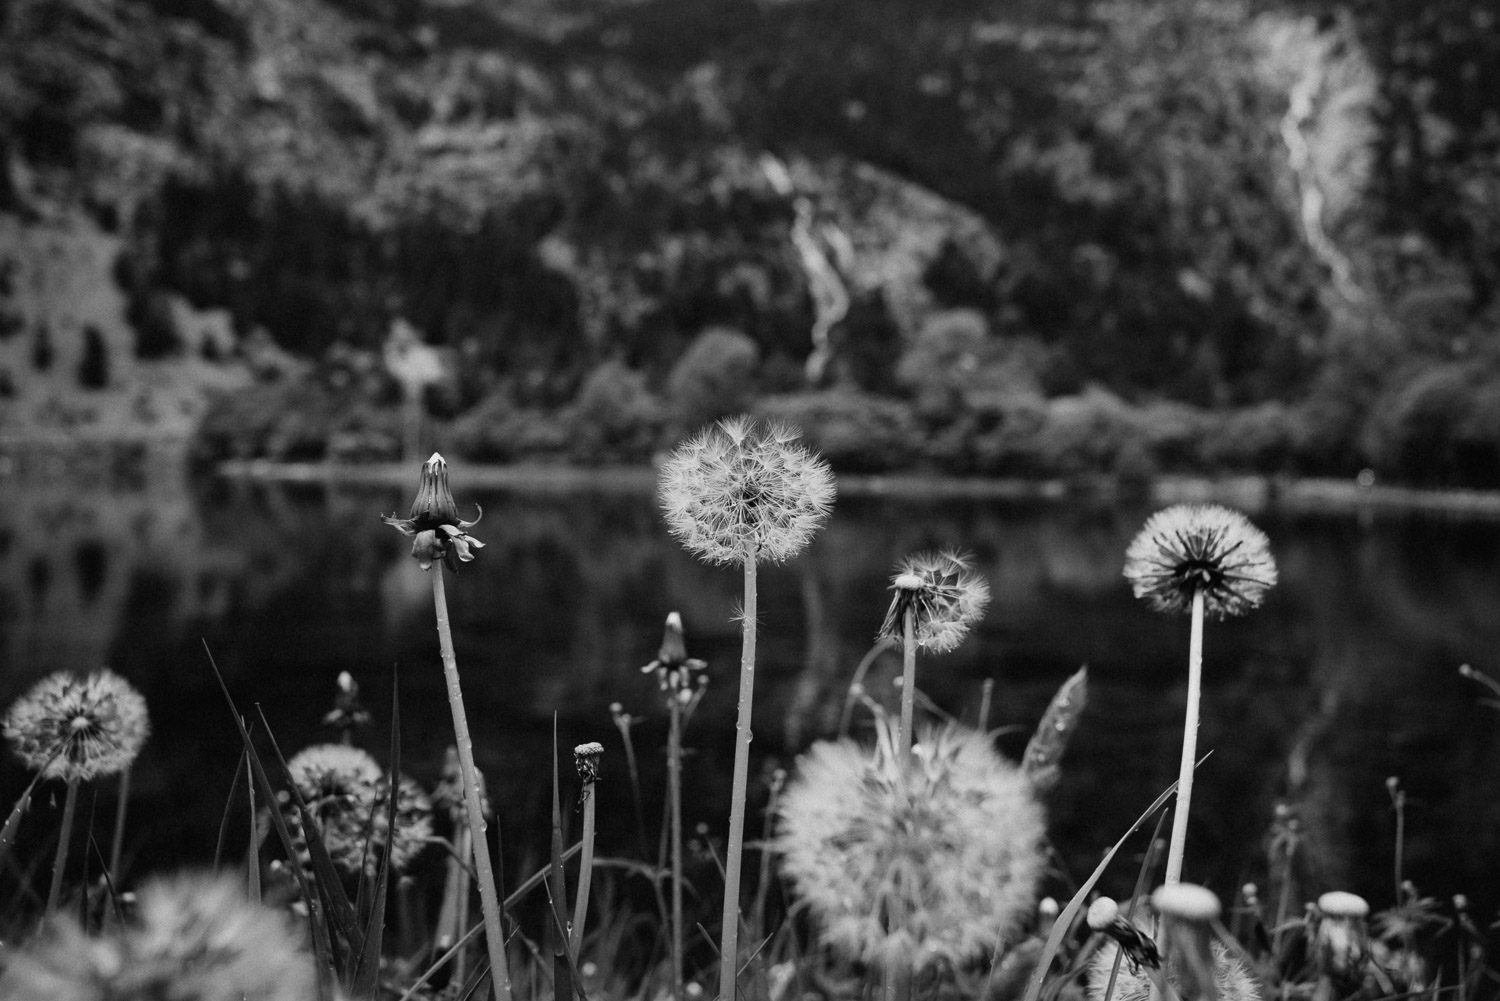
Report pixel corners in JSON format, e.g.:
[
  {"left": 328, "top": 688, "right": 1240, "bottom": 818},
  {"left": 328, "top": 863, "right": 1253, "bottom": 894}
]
[
  {"left": 382, "top": 452, "right": 484, "bottom": 572},
  {"left": 1123, "top": 505, "right": 1277, "bottom": 619},
  {"left": 642, "top": 612, "right": 708, "bottom": 700}
]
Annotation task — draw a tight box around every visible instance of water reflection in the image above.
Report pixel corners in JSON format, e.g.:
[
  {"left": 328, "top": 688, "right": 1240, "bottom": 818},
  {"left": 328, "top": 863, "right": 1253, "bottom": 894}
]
[{"left": 0, "top": 447, "right": 1496, "bottom": 920}]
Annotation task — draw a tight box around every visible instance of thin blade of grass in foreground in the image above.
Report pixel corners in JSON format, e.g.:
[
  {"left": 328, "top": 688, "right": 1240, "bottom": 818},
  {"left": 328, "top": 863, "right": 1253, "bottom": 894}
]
[
  {"left": 211, "top": 738, "right": 248, "bottom": 874},
  {"left": 1020, "top": 777, "right": 1184, "bottom": 1001},
  {"left": 254, "top": 703, "right": 364, "bottom": 967},
  {"left": 351, "top": 670, "right": 402, "bottom": 998},
  {"left": 203, "top": 641, "right": 335, "bottom": 1001},
  {"left": 0, "top": 748, "right": 60, "bottom": 872}
]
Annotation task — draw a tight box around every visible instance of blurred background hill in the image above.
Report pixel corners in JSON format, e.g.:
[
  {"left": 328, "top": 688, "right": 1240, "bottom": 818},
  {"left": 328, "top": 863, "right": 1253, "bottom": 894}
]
[{"left": 2, "top": 0, "right": 1499, "bottom": 485}]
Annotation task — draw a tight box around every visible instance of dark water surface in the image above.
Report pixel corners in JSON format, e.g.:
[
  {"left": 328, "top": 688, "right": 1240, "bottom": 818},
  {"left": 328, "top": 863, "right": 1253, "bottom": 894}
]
[{"left": 2, "top": 447, "right": 1497, "bottom": 923}]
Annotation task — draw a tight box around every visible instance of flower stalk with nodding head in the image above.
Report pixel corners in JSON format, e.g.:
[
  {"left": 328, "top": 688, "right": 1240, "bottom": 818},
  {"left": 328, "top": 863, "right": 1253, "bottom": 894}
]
[
  {"left": 659, "top": 416, "right": 834, "bottom": 1000},
  {"left": 1124, "top": 504, "right": 1276, "bottom": 885},
  {"left": 877, "top": 550, "right": 989, "bottom": 762},
  {"left": 643, "top": 611, "right": 709, "bottom": 1001},
  {"left": 383, "top": 453, "right": 510, "bottom": 1001}
]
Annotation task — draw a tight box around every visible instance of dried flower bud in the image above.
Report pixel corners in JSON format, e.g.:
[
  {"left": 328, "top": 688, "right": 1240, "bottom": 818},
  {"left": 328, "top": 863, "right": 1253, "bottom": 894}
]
[{"left": 574, "top": 742, "right": 604, "bottom": 785}]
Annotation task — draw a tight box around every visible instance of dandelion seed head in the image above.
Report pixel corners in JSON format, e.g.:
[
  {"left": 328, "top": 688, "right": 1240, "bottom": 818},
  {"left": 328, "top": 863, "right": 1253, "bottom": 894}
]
[
  {"left": 3, "top": 669, "right": 149, "bottom": 781},
  {"left": 1088, "top": 937, "right": 1260, "bottom": 1001},
  {"left": 877, "top": 549, "right": 990, "bottom": 653},
  {"left": 0, "top": 871, "right": 319, "bottom": 1001},
  {"left": 1123, "top": 504, "right": 1277, "bottom": 618},
  {"left": 776, "top": 720, "right": 1045, "bottom": 971},
  {"left": 282, "top": 744, "right": 432, "bottom": 877},
  {"left": 659, "top": 416, "right": 835, "bottom": 566}
]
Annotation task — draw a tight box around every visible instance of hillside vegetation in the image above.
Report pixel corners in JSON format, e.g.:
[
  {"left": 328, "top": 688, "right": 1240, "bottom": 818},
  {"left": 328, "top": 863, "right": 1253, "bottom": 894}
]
[{"left": 2, "top": 0, "right": 1499, "bottom": 484}]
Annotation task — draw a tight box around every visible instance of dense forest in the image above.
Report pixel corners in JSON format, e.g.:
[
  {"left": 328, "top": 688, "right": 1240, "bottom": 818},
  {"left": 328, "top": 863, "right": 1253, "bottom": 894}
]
[{"left": 2, "top": 0, "right": 1499, "bottom": 485}]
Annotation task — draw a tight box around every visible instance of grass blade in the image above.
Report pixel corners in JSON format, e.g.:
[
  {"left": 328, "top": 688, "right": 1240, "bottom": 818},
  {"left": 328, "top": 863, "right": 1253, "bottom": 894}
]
[
  {"left": 351, "top": 670, "right": 401, "bottom": 997},
  {"left": 1020, "top": 777, "right": 1183, "bottom": 1001},
  {"left": 203, "top": 641, "right": 336, "bottom": 1000}
]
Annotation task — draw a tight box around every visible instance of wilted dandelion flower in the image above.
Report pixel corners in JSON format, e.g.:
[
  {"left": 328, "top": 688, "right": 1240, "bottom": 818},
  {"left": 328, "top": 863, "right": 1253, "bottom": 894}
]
[
  {"left": 658, "top": 416, "right": 835, "bottom": 565},
  {"left": 1123, "top": 504, "right": 1277, "bottom": 619},
  {"left": 776, "top": 720, "right": 1045, "bottom": 972},
  {"left": 0, "top": 871, "right": 320, "bottom": 1000},
  {"left": 3, "top": 669, "right": 149, "bottom": 781},
  {"left": 382, "top": 452, "right": 484, "bottom": 572},
  {"left": 642, "top": 611, "right": 709, "bottom": 706},
  {"left": 281, "top": 744, "right": 433, "bottom": 877},
  {"left": 877, "top": 550, "right": 990, "bottom": 653}
]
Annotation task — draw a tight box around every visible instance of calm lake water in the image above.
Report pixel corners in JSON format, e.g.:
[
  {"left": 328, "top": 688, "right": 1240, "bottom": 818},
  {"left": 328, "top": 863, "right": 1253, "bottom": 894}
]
[{"left": 2, "top": 445, "right": 1498, "bottom": 924}]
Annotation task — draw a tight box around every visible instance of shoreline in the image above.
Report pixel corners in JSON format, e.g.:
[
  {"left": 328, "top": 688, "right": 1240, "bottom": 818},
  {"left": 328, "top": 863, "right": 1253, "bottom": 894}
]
[{"left": 212, "top": 458, "right": 1500, "bottom": 520}]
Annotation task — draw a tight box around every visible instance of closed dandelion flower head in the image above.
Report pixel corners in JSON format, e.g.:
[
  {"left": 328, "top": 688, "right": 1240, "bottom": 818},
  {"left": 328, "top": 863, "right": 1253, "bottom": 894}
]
[
  {"left": 382, "top": 452, "right": 484, "bottom": 572},
  {"left": 1123, "top": 504, "right": 1277, "bottom": 618},
  {"left": 659, "top": 416, "right": 835, "bottom": 565},
  {"left": 4, "top": 669, "right": 149, "bottom": 781},
  {"left": 281, "top": 744, "right": 433, "bottom": 877},
  {"left": 776, "top": 720, "right": 1045, "bottom": 972},
  {"left": 0, "top": 871, "right": 319, "bottom": 1001},
  {"left": 877, "top": 550, "right": 990, "bottom": 653}
]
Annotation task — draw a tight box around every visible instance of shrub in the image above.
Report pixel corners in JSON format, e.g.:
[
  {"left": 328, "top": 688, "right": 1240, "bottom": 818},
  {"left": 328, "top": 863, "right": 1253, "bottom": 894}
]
[
  {"left": 565, "top": 360, "right": 664, "bottom": 464},
  {"left": 446, "top": 388, "right": 570, "bottom": 463},
  {"left": 664, "top": 327, "right": 760, "bottom": 433},
  {"left": 753, "top": 389, "right": 922, "bottom": 473}
]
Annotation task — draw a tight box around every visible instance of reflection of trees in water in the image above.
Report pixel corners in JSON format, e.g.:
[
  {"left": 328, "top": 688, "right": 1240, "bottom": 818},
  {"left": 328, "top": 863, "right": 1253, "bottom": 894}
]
[{"left": 6, "top": 470, "right": 1498, "bottom": 910}]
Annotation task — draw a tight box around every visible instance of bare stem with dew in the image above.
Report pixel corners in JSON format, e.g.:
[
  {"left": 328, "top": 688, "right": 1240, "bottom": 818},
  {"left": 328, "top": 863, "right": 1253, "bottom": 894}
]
[
  {"left": 433, "top": 569, "right": 512, "bottom": 1001},
  {"left": 718, "top": 555, "right": 758, "bottom": 1001},
  {"left": 1165, "top": 588, "right": 1205, "bottom": 885}
]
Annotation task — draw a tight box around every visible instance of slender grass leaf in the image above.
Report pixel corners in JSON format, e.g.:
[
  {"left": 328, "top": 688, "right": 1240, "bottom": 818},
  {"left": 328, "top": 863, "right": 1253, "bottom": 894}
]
[
  {"left": 212, "top": 731, "right": 249, "bottom": 873},
  {"left": 203, "top": 641, "right": 336, "bottom": 1001},
  {"left": 351, "top": 671, "right": 401, "bottom": 998},
  {"left": 1024, "top": 667, "right": 1088, "bottom": 795},
  {"left": 1021, "top": 778, "right": 1182, "bottom": 1001},
  {"left": 255, "top": 704, "right": 363, "bottom": 959}
]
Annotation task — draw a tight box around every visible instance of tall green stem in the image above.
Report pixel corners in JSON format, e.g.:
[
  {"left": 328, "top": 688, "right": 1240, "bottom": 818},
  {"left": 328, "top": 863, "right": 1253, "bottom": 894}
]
[
  {"left": 432, "top": 569, "right": 513, "bottom": 1001},
  {"left": 668, "top": 700, "right": 685, "bottom": 1001},
  {"left": 46, "top": 776, "right": 80, "bottom": 917},
  {"left": 897, "top": 606, "right": 917, "bottom": 761},
  {"left": 1165, "top": 588, "right": 1205, "bottom": 886},
  {"left": 718, "top": 556, "right": 758, "bottom": 1000}
]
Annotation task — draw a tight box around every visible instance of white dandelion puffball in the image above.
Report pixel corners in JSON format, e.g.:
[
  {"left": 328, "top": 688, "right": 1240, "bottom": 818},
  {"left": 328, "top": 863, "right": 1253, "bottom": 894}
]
[
  {"left": 1123, "top": 504, "right": 1277, "bottom": 619},
  {"left": 4, "top": 669, "right": 149, "bottom": 781},
  {"left": 659, "top": 416, "right": 835, "bottom": 565},
  {"left": 777, "top": 722, "right": 1045, "bottom": 971}
]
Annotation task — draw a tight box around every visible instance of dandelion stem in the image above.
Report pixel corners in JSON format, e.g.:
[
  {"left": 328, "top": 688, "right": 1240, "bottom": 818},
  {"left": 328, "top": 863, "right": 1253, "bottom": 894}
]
[
  {"left": 46, "top": 775, "right": 80, "bottom": 917},
  {"left": 108, "top": 763, "right": 131, "bottom": 881},
  {"left": 1165, "top": 588, "right": 1205, "bottom": 886},
  {"left": 898, "top": 605, "right": 917, "bottom": 761},
  {"left": 718, "top": 555, "right": 758, "bottom": 1001},
  {"left": 432, "top": 568, "right": 512, "bottom": 1001},
  {"left": 569, "top": 779, "right": 596, "bottom": 960},
  {"left": 668, "top": 697, "right": 686, "bottom": 1001}
]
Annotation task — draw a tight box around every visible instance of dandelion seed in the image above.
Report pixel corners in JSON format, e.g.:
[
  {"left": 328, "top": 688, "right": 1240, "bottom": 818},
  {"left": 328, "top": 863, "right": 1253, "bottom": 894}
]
[
  {"left": 658, "top": 416, "right": 835, "bottom": 566},
  {"left": 1123, "top": 504, "right": 1277, "bottom": 619},
  {"left": 776, "top": 719, "right": 1045, "bottom": 972},
  {"left": 0, "top": 871, "right": 319, "bottom": 1001},
  {"left": 282, "top": 744, "right": 433, "bottom": 877},
  {"left": 877, "top": 549, "right": 990, "bottom": 654},
  {"left": 382, "top": 452, "right": 485, "bottom": 572},
  {"left": 4, "top": 669, "right": 149, "bottom": 782}
]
